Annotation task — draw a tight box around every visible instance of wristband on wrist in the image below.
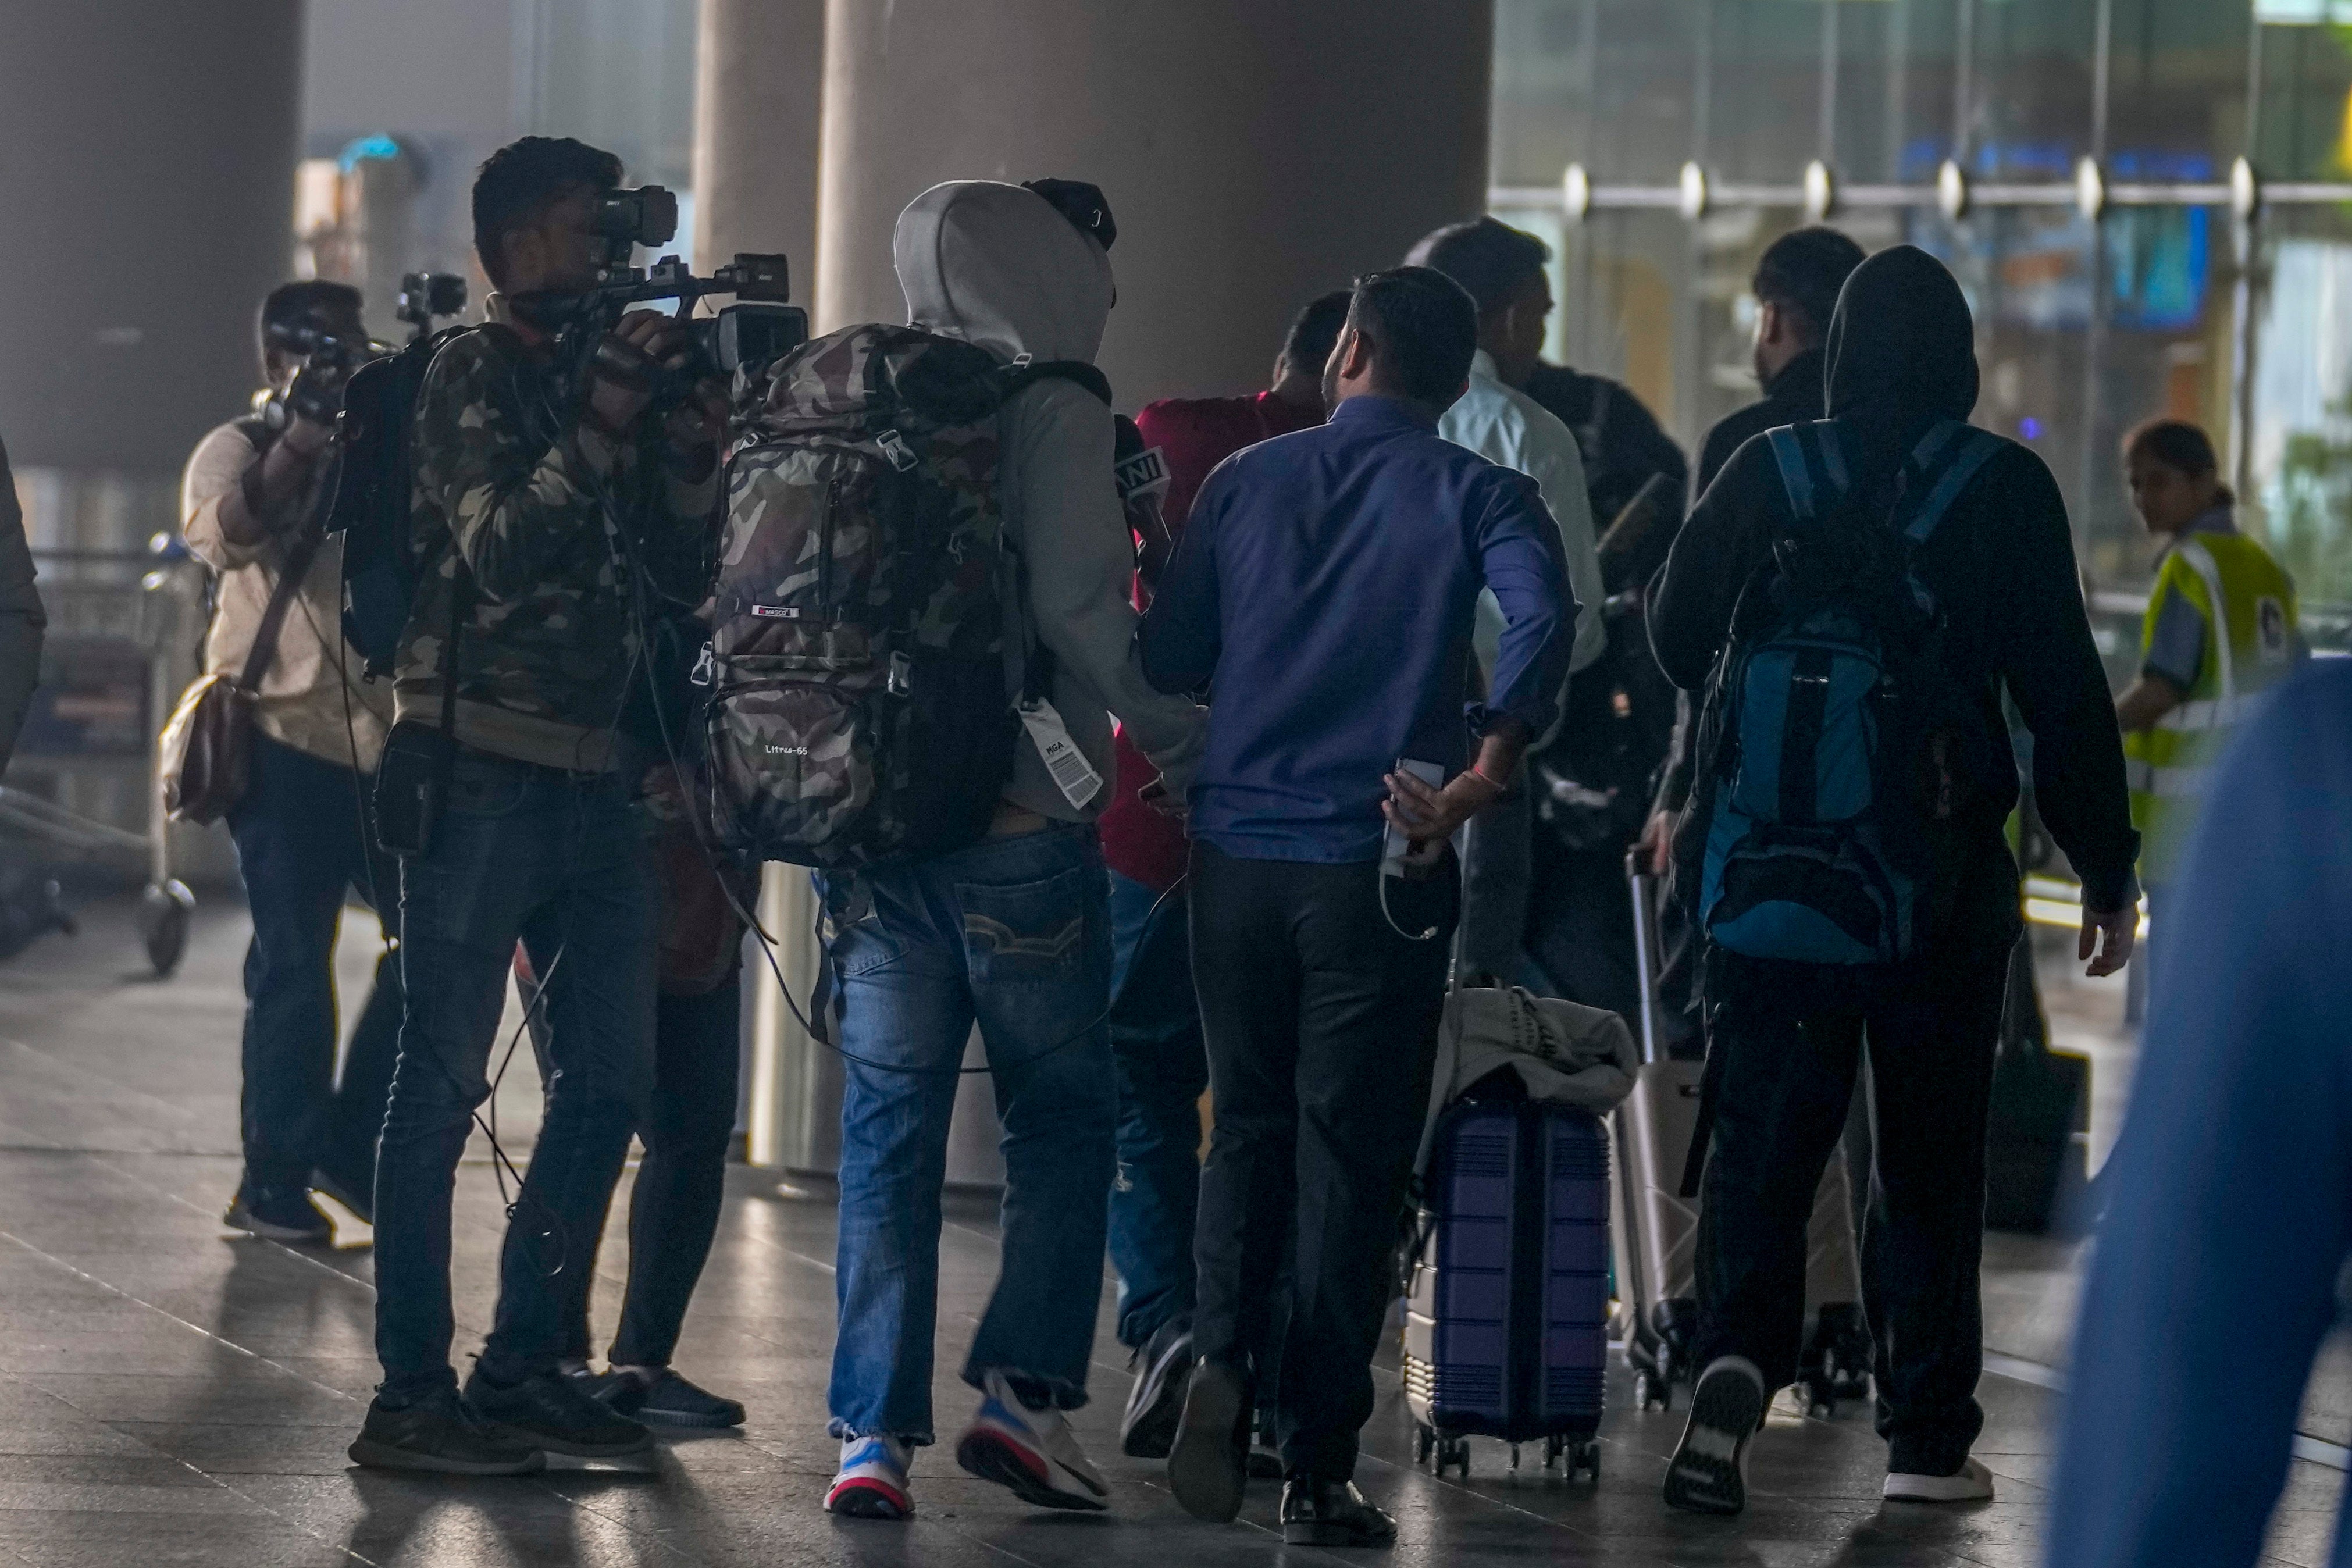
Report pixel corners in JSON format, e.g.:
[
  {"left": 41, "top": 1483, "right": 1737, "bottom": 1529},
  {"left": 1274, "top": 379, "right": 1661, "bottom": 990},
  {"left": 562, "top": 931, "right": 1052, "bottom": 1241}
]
[{"left": 1466, "top": 763, "right": 1508, "bottom": 793}]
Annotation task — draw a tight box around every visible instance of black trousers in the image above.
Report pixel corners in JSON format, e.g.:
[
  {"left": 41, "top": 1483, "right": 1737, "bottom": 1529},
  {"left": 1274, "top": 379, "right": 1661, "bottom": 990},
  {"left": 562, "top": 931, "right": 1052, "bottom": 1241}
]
[
  {"left": 528, "top": 967, "right": 743, "bottom": 1369},
  {"left": 1189, "top": 843, "right": 1456, "bottom": 1481},
  {"left": 1691, "top": 940, "right": 2008, "bottom": 1476}
]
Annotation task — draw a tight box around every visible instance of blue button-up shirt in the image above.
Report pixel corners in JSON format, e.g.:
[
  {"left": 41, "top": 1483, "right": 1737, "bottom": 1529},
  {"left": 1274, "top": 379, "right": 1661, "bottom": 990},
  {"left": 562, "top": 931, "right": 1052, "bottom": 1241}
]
[{"left": 1137, "top": 393, "right": 1575, "bottom": 864}]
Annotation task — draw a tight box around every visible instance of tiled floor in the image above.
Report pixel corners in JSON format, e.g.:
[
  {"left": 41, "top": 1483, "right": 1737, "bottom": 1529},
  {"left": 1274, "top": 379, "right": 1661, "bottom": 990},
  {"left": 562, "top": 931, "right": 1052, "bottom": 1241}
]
[{"left": 0, "top": 894, "right": 2335, "bottom": 1566}]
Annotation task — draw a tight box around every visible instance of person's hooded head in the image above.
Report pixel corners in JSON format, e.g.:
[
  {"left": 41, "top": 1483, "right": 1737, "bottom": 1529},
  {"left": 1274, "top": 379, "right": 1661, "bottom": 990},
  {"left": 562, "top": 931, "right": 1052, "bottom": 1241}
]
[
  {"left": 893, "top": 179, "right": 1115, "bottom": 366},
  {"left": 1822, "top": 244, "right": 1980, "bottom": 468}
]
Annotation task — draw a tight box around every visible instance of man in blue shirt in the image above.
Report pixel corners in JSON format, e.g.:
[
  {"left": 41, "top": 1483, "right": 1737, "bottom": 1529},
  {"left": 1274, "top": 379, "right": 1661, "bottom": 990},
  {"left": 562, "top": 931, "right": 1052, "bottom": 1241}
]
[{"left": 1141, "top": 266, "right": 1574, "bottom": 1547}]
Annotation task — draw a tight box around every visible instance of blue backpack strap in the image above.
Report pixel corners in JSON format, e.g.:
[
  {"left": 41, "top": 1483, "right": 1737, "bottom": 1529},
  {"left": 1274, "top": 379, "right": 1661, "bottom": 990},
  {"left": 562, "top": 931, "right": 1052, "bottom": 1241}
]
[
  {"left": 1767, "top": 423, "right": 1819, "bottom": 521},
  {"left": 1902, "top": 421, "right": 2003, "bottom": 545},
  {"left": 1816, "top": 420, "right": 1849, "bottom": 493}
]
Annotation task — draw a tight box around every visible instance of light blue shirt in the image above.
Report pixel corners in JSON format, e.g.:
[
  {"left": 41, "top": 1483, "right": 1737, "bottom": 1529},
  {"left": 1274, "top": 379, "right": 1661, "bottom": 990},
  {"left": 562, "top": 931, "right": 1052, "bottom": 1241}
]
[{"left": 1439, "top": 350, "right": 1608, "bottom": 679}]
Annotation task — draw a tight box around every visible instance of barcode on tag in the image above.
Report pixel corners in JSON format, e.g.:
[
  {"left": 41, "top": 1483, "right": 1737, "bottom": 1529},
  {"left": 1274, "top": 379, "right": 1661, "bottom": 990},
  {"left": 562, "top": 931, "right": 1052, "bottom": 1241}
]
[{"left": 1018, "top": 699, "right": 1104, "bottom": 809}]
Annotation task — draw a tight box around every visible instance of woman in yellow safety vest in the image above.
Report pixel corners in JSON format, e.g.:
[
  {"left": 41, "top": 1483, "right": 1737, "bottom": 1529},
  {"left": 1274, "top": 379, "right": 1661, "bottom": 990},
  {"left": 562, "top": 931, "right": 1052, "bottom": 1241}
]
[{"left": 2113, "top": 419, "right": 2303, "bottom": 910}]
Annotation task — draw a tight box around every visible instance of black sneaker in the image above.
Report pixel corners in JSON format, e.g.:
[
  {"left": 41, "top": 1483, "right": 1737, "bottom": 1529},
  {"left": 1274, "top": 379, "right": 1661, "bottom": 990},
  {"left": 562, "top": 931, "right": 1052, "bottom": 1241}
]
[
  {"left": 1167, "top": 1359, "right": 1249, "bottom": 1523},
  {"left": 349, "top": 1389, "right": 545, "bottom": 1475},
  {"left": 586, "top": 1365, "right": 745, "bottom": 1430},
  {"left": 1119, "top": 1318, "right": 1193, "bottom": 1459},
  {"left": 1663, "top": 1356, "right": 1766, "bottom": 1516},
  {"left": 1280, "top": 1478, "right": 1397, "bottom": 1547},
  {"left": 463, "top": 1364, "right": 653, "bottom": 1459},
  {"left": 224, "top": 1186, "right": 332, "bottom": 1244}
]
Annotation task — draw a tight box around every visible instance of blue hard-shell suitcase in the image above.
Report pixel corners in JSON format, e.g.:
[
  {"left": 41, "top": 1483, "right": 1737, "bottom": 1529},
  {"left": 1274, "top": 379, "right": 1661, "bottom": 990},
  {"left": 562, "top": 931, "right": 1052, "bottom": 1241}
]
[{"left": 1401, "top": 1091, "right": 1609, "bottom": 1480}]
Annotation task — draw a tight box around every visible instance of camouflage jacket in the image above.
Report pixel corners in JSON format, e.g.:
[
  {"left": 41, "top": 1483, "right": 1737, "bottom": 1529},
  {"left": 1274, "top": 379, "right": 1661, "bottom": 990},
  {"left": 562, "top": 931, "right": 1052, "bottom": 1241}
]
[{"left": 395, "top": 325, "right": 717, "bottom": 772}]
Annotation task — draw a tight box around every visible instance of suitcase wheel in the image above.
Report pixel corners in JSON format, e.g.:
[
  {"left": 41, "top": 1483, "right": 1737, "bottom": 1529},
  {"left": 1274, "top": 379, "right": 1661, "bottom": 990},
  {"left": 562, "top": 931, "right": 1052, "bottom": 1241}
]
[
  {"left": 1542, "top": 1434, "right": 1565, "bottom": 1469},
  {"left": 1804, "top": 1371, "right": 1837, "bottom": 1421},
  {"left": 1509, "top": 1443, "right": 1521, "bottom": 1471},
  {"left": 1414, "top": 1423, "right": 1433, "bottom": 1466},
  {"left": 1574, "top": 1440, "right": 1602, "bottom": 1482},
  {"left": 1634, "top": 1367, "right": 1672, "bottom": 1412},
  {"left": 1432, "top": 1432, "right": 1470, "bottom": 1478}
]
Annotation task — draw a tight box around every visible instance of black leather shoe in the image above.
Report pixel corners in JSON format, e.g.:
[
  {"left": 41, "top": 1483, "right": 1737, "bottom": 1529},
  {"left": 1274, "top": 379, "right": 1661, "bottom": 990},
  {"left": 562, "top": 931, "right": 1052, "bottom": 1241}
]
[
  {"left": 1281, "top": 1478, "right": 1397, "bottom": 1547},
  {"left": 464, "top": 1365, "right": 653, "bottom": 1459},
  {"left": 1119, "top": 1318, "right": 1193, "bottom": 1459},
  {"left": 1167, "top": 1359, "right": 1249, "bottom": 1523},
  {"left": 348, "top": 1389, "right": 544, "bottom": 1475}
]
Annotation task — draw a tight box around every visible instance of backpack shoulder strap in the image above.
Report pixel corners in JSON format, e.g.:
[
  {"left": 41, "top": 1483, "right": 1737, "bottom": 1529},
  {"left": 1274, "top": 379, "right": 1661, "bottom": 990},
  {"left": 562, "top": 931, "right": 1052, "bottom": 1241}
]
[
  {"left": 1766, "top": 420, "right": 1844, "bottom": 522},
  {"left": 1901, "top": 421, "right": 2004, "bottom": 546},
  {"left": 1002, "top": 359, "right": 1112, "bottom": 407}
]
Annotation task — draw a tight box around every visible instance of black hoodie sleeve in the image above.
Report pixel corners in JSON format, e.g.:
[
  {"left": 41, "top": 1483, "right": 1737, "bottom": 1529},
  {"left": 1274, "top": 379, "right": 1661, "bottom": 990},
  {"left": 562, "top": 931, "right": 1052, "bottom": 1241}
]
[
  {"left": 1977, "top": 447, "right": 2140, "bottom": 913},
  {"left": 1649, "top": 434, "right": 1779, "bottom": 691}
]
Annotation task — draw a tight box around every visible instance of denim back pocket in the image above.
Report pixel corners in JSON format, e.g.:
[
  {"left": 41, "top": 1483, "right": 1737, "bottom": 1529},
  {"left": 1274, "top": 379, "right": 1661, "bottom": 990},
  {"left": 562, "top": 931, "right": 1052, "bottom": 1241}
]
[{"left": 955, "top": 864, "right": 1093, "bottom": 985}]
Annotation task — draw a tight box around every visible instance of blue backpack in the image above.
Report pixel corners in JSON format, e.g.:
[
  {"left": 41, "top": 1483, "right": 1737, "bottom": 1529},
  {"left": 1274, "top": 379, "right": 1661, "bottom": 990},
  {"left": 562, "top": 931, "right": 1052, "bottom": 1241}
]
[{"left": 1681, "top": 417, "right": 2003, "bottom": 968}]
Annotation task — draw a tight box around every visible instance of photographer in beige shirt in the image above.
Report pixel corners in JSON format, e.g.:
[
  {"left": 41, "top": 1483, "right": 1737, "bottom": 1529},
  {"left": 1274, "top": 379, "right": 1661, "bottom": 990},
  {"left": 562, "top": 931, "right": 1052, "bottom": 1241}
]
[{"left": 180, "top": 280, "right": 398, "bottom": 1244}]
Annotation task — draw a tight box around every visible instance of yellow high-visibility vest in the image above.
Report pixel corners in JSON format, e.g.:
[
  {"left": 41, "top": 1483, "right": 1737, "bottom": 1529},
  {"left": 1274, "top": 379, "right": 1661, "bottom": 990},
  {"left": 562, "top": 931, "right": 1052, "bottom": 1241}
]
[{"left": 2123, "top": 528, "right": 2299, "bottom": 884}]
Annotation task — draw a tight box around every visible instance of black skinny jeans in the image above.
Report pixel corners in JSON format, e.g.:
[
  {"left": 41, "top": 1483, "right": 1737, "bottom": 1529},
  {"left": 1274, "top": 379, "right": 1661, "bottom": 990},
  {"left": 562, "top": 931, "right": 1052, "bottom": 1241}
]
[
  {"left": 1691, "top": 940, "right": 2009, "bottom": 1476},
  {"left": 523, "top": 963, "right": 743, "bottom": 1369},
  {"left": 1189, "top": 843, "right": 1456, "bottom": 1482}
]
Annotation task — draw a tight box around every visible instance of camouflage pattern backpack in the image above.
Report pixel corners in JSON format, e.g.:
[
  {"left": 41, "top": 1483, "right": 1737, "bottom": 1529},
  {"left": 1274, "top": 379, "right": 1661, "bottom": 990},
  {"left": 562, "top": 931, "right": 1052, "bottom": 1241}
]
[{"left": 704, "top": 321, "right": 1107, "bottom": 869}]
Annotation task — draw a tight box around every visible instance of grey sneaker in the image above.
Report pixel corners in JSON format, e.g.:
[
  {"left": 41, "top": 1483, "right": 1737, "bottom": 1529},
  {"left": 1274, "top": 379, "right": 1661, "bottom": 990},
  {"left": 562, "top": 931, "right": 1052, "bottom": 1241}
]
[
  {"left": 1120, "top": 1318, "right": 1193, "bottom": 1459},
  {"left": 1662, "top": 1356, "right": 1766, "bottom": 1516}
]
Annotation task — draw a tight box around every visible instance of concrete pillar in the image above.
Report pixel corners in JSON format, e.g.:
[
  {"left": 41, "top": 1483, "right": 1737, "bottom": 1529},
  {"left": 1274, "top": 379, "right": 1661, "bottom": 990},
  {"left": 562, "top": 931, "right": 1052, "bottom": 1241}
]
[
  {"left": 0, "top": 2, "right": 304, "bottom": 476},
  {"left": 692, "top": 0, "right": 827, "bottom": 301},
  {"left": 814, "top": 0, "right": 1495, "bottom": 404}
]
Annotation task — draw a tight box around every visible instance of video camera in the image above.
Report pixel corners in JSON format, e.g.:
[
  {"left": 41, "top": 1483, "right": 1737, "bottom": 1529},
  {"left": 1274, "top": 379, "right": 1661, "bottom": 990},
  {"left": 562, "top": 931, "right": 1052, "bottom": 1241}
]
[
  {"left": 258, "top": 319, "right": 389, "bottom": 430},
  {"left": 509, "top": 183, "right": 810, "bottom": 415}
]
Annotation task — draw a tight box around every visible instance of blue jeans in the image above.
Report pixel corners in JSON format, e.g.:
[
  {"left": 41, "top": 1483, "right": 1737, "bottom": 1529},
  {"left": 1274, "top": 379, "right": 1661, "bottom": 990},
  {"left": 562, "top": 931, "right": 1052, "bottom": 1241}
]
[
  {"left": 372, "top": 749, "right": 658, "bottom": 1405},
  {"left": 819, "top": 822, "right": 1117, "bottom": 1444},
  {"left": 225, "top": 733, "right": 403, "bottom": 1202},
  {"left": 1104, "top": 870, "right": 1206, "bottom": 1349}
]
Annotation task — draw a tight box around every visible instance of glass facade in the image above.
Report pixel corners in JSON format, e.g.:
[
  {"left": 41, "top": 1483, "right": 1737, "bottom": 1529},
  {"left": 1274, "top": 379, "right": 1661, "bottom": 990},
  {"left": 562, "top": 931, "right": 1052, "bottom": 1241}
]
[{"left": 1492, "top": 0, "right": 2352, "bottom": 641}]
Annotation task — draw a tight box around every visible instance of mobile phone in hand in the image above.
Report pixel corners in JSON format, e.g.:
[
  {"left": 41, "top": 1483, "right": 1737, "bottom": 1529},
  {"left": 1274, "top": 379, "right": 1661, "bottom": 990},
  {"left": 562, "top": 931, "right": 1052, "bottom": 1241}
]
[{"left": 1381, "top": 758, "right": 1445, "bottom": 878}]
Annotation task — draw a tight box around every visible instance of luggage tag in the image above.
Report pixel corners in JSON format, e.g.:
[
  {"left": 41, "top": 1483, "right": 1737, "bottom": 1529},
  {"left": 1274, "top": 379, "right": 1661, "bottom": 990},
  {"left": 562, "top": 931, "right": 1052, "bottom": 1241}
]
[{"left": 1018, "top": 697, "right": 1104, "bottom": 809}]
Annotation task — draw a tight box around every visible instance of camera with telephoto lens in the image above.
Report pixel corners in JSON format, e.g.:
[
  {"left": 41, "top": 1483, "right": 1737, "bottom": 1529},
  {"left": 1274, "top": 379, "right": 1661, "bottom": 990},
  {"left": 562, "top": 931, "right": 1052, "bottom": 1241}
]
[
  {"left": 257, "top": 319, "right": 389, "bottom": 430},
  {"left": 511, "top": 184, "right": 810, "bottom": 418}
]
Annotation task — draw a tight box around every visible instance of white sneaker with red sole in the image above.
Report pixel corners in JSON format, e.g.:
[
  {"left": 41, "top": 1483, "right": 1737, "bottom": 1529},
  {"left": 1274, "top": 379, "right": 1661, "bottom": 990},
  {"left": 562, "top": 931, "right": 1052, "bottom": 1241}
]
[
  {"left": 825, "top": 1434, "right": 914, "bottom": 1520},
  {"left": 954, "top": 1370, "right": 1108, "bottom": 1512}
]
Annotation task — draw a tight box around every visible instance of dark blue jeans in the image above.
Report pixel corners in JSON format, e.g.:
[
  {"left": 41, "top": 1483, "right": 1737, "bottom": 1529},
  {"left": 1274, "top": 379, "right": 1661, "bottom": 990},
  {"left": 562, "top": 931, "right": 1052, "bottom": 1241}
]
[
  {"left": 818, "top": 822, "right": 1116, "bottom": 1444},
  {"left": 372, "top": 749, "right": 657, "bottom": 1405},
  {"left": 225, "top": 732, "right": 402, "bottom": 1202},
  {"left": 1104, "top": 870, "right": 1206, "bottom": 1350}
]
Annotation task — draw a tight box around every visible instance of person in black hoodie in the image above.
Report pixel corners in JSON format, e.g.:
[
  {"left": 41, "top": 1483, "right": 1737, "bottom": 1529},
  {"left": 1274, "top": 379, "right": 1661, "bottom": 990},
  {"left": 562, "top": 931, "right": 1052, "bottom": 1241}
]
[{"left": 1648, "top": 245, "right": 2139, "bottom": 1514}]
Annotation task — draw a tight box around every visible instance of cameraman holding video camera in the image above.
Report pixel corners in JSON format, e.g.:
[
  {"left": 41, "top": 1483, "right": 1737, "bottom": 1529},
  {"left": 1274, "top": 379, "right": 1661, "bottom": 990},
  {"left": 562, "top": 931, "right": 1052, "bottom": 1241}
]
[
  {"left": 352, "top": 136, "right": 726, "bottom": 1476},
  {"left": 181, "top": 280, "right": 401, "bottom": 1245}
]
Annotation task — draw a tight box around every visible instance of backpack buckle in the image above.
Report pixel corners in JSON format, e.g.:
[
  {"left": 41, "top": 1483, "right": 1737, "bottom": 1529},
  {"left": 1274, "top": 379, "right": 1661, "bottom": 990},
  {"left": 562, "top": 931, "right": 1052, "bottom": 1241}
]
[
  {"left": 888, "top": 650, "right": 913, "bottom": 696},
  {"left": 876, "top": 429, "right": 917, "bottom": 472},
  {"left": 689, "top": 640, "right": 715, "bottom": 688}
]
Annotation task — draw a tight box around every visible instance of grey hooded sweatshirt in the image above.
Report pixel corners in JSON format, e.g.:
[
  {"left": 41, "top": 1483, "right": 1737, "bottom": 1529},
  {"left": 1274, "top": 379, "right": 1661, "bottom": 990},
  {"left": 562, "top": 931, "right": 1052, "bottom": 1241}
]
[{"left": 894, "top": 180, "right": 1205, "bottom": 824}]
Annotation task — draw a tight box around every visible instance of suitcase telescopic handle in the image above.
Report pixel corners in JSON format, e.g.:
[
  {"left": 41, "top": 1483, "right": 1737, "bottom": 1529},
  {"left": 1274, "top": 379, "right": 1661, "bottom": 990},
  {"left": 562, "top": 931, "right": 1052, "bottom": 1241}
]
[{"left": 1627, "top": 849, "right": 1666, "bottom": 1067}]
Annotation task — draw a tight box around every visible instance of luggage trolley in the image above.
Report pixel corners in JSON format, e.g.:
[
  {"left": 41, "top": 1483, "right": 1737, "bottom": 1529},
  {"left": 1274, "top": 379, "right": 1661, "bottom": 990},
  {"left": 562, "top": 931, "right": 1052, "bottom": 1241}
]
[{"left": 0, "top": 543, "right": 201, "bottom": 975}]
